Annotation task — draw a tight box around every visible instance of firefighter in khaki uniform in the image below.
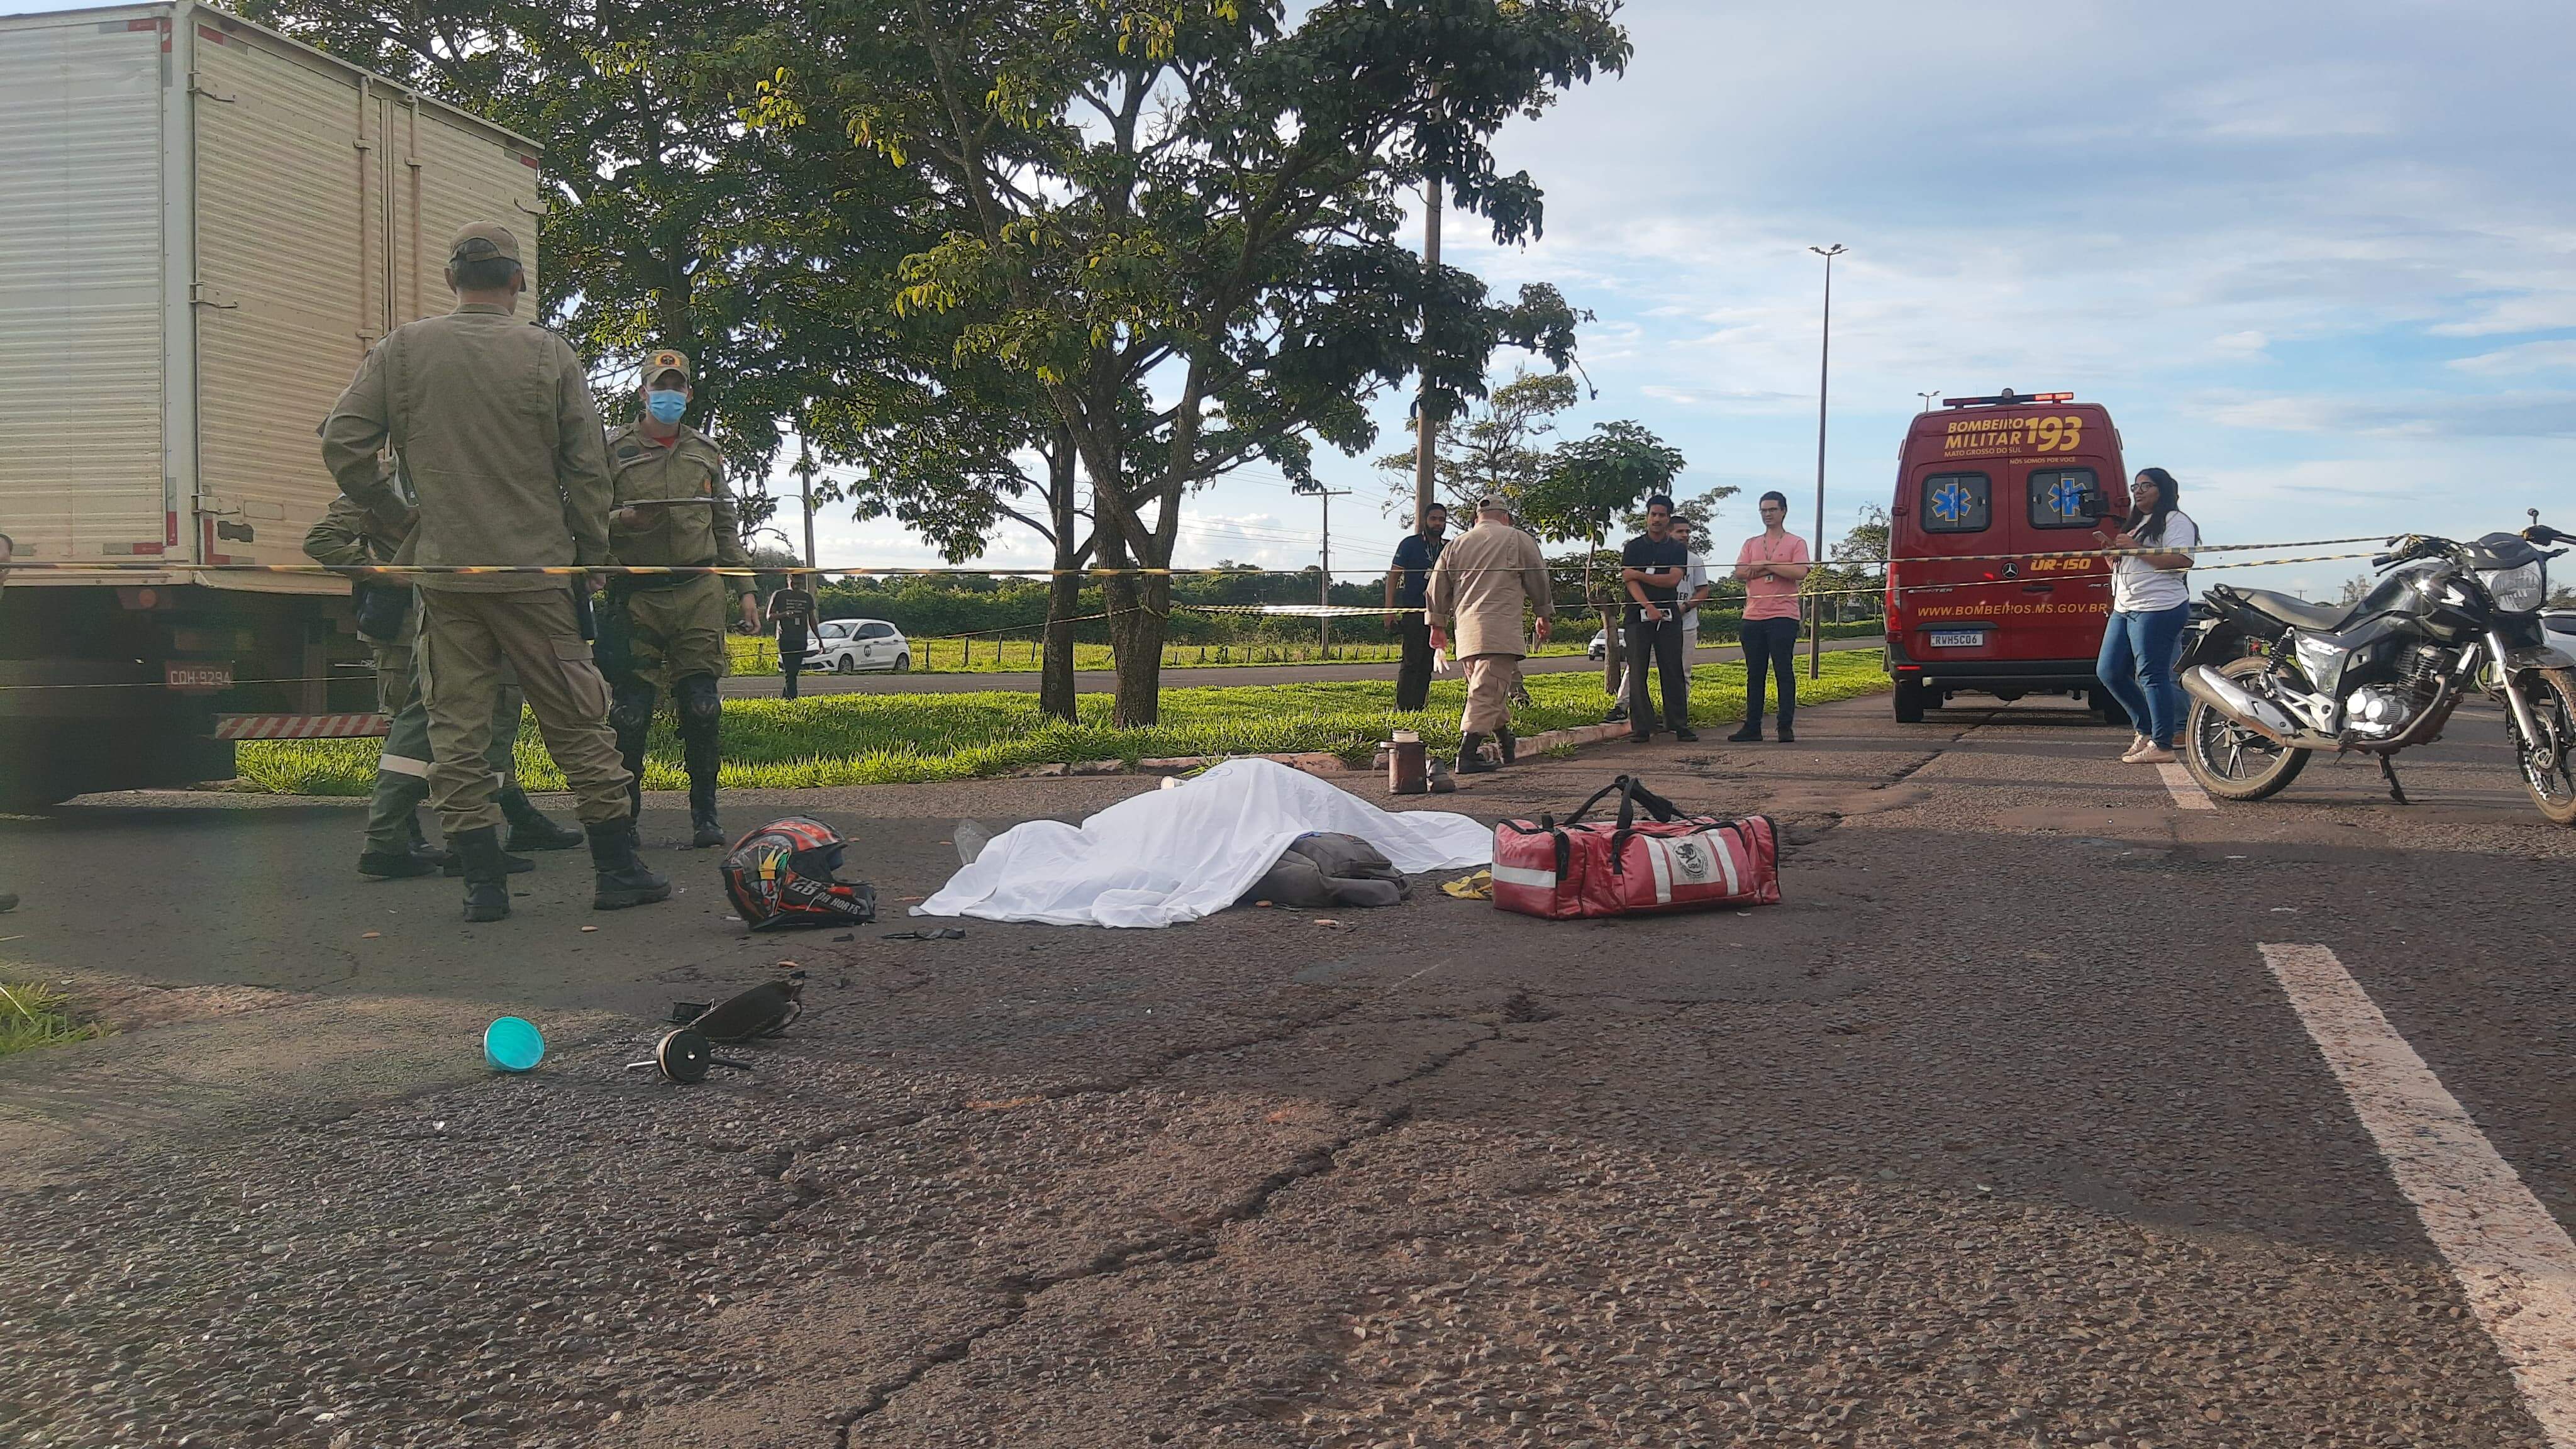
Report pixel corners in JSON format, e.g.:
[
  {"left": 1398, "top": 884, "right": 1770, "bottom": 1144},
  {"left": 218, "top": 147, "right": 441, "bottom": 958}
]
[
  {"left": 319, "top": 221, "right": 667, "bottom": 923},
  {"left": 599, "top": 348, "right": 760, "bottom": 848},
  {"left": 303, "top": 489, "right": 583, "bottom": 879}
]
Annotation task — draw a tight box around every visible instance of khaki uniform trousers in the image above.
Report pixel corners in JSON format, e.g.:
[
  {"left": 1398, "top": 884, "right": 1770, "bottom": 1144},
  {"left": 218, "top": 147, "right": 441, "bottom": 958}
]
[
  {"left": 367, "top": 640, "right": 528, "bottom": 853},
  {"left": 620, "top": 574, "right": 730, "bottom": 687},
  {"left": 417, "top": 589, "right": 633, "bottom": 833},
  {"left": 1460, "top": 653, "right": 1524, "bottom": 736}
]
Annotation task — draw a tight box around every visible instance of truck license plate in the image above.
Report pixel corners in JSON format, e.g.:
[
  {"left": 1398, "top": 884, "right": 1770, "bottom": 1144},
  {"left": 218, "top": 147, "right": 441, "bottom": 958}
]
[
  {"left": 165, "top": 661, "right": 233, "bottom": 691},
  {"left": 1926, "top": 630, "right": 1986, "bottom": 648}
]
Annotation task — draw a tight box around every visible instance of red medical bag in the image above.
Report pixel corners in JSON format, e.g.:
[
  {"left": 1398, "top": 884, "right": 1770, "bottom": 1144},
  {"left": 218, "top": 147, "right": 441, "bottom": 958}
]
[{"left": 1491, "top": 775, "right": 1780, "bottom": 919}]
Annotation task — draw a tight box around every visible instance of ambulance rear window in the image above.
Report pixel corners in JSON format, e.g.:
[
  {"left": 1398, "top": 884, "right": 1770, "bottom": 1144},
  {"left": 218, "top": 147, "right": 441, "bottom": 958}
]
[
  {"left": 2027, "top": 468, "right": 2099, "bottom": 530},
  {"left": 1920, "top": 473, "right": 1990, "bottom": 533}
]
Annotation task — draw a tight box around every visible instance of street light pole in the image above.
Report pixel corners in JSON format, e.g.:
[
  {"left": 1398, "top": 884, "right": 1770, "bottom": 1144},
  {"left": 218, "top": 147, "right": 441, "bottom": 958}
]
[
  {"left": 1411, "top": 175, "right": 1445, "bottom": 530},
  {"left": 1916, "top": 390, "right": 1940, "bottom": 414},
  {"left": 1807, "top": 243, "right": 1845, "bottom": 680},
  {"left": 1294, "top": 482, "right": 1353, "bottom": 651}
]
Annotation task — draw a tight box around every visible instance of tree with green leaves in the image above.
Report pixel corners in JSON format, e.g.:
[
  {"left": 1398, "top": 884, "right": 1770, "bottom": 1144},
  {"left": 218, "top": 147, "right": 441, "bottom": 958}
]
[
  {"left": 1375, "top": 368, "right": 1580, "bottom": 521},
  {"left": 1618, "top": 484, "right": 1741, "bottom": 539},
  {"left": 750, "top": 0, "right": 1626, "bottom": 724},
  {"left": 1819, "top": 502, "right": 1892, "bottom": 622},
  {"left": 1517, "top": 421, "right": 1687, "bottom": 548},
  {"left": 238, "top": 0, "right": 1041, "bottom": 543}
]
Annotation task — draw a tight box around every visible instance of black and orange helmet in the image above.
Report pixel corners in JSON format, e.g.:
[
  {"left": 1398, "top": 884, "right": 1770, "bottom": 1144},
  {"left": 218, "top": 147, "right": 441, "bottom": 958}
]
[{"left": 720, "top": 816, "right": 876, "bottom": 930}]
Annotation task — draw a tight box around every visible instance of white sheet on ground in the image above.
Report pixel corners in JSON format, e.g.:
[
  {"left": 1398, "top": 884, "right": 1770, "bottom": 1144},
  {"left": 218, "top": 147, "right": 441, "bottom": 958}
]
[{"left": 914, "top": 757, "right": 1493, "bottom": 928}]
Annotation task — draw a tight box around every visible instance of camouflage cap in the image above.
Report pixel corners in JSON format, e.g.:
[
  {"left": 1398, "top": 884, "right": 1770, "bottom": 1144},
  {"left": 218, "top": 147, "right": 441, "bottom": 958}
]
[
  {"left": 447, "top": 221, "right": 522, "bottom": 265},
  {"left": 644, "top": 347, "right": 692, "bottom": 386}
]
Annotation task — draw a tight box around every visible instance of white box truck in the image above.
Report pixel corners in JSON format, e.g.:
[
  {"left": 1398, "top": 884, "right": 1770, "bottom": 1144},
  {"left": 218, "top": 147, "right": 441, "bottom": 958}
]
[{"left": 0, "top": 2, "right": 541, "bottom": 805}]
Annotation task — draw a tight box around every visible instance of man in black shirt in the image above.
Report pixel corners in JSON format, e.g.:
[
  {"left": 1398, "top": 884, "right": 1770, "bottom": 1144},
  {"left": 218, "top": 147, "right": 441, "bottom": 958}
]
[
  {"left": 1620, "top": 494, "right": 1698, "bottom": 743},
  {"left": 767, "top": 573, "right": 819, "bottom": 700},
  {"left": 1382, "top": 502, "right": 1450, "bottom": 712}
]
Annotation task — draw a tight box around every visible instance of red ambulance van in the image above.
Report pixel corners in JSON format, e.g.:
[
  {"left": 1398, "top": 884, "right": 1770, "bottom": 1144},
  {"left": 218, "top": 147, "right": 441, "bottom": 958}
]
[{"left": 1883, "top": 391, "right": 2128, "bottom": 724}]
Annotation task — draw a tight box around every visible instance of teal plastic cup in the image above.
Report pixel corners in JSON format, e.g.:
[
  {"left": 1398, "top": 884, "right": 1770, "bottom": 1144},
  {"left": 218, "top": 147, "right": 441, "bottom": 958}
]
[{"left": 483, "top": 1016, "right": 546, "bottom": 1073}]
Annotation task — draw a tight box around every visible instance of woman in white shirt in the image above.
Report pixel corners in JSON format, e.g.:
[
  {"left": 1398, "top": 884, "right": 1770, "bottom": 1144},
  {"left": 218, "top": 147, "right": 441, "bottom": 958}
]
[{"left": 2091, "top": 467, "right": 2199, "bottom": 762}]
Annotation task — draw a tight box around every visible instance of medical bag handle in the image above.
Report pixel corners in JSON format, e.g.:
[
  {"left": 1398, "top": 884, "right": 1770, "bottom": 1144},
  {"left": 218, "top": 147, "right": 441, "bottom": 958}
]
[{"left": 1555, "top": 774, "right": 1680, "bottom": 833}]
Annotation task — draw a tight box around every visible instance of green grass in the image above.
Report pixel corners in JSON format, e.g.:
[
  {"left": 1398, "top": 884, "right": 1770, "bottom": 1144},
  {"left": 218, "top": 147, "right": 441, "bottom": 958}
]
[
  {"left": 0, "top": 978, "right": 105, "bottom": 1062},
  {"left": 236, "top": 652, "right": 1891, "bottom": 796},
  {"left": 728, "top": 620, "right": 1885, "bottom": 675}
]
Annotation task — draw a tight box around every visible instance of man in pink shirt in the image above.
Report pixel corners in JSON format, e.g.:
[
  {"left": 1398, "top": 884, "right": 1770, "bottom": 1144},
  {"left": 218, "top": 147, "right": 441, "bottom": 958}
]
[{"left": 1729, "top": 491, "right": 1811, "bottom": 743}]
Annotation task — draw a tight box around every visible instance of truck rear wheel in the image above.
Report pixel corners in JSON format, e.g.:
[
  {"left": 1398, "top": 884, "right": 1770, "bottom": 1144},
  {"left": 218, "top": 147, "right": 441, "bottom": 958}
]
[
  {"left": 1893, "top": 678, "right": 1929, "bottom": 724},
  {"left": 0, "top": 721, "right": 233, "bottom": 809},
  {"left": 2089, "top": 687, "right": 2130, "bottom": 728}
]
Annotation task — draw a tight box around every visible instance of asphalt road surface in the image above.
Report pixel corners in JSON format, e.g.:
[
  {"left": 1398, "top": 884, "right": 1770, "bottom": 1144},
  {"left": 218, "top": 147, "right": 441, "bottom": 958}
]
[
  {"left": 722, "top": 634, "right": 1884, "bottom": 695},
  {"left": 4, "top": 692, "right": 2573, "bottom": 1448}
]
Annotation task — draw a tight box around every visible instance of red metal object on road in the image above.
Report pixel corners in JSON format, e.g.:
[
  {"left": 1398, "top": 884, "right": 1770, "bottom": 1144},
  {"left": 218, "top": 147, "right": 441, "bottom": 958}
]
[
  {"left": 210, "top": 713, "right": 389, "bottom": 741},
  {"left": 1884, "top": 389, "right": 2128, "bottom": 724}
]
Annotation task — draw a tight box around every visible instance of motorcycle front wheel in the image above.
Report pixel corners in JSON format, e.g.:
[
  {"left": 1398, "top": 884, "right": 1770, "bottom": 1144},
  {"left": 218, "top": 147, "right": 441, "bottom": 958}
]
[
  {"left": 2184, "top": 656, "right": 2311, "bottom": 801},
  {"left": 2507, "top": 666, "right": 2576, "bottom": 826}
]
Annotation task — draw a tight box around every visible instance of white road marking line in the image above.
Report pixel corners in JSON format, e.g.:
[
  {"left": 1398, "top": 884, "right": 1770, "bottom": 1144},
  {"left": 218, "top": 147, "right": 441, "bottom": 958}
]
[
  {"left": 2156, "top": 761, "right": 2215, "bottom": 811},
  {"left": 2262, "top": 943, "right": 2576, "bottom": 1445}
]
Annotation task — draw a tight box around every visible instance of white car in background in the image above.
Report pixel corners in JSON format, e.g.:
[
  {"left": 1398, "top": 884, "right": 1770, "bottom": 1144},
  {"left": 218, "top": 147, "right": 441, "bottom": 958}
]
[{"left": 809, "top": 619, "right": 912, "bottom": 674}]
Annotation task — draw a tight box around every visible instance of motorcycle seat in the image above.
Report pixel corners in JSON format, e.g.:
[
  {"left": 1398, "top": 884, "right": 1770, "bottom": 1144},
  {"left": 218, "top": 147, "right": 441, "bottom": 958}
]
[{"left": 2236, "top": 589, "right": 2350, "bottom": 631}]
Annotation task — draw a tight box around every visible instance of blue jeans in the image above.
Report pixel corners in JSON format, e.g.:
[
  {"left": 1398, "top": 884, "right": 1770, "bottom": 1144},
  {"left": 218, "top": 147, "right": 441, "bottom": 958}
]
[{"left": 2096, "top": 603, "right": 2192, "bottom": 747}]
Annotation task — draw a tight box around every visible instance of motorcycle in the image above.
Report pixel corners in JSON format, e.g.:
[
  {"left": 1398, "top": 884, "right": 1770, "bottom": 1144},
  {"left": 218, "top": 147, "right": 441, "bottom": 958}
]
[{"left": 2174, "top": 521, "right": 2576, "bottom": 824}]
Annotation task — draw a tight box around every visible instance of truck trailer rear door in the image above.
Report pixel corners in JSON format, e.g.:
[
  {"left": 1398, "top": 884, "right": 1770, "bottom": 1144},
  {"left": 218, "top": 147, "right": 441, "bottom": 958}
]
[{"left": 0, "top": 12, "right": 170, "bottom": 566}]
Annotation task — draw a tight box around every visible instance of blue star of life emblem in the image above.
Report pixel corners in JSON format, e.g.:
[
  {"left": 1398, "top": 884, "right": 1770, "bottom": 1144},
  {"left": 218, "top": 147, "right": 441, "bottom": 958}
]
[
  {"left": 1931, "top": 479, "right": 1974, "bottom": 525},
  {"left": 2046, "top": 477, "right": 2087, "bottom": 519}
]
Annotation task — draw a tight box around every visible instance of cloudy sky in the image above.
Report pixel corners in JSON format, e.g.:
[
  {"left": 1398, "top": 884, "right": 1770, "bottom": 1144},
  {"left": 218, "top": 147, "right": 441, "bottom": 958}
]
[
  {"left": 849, "top": 0, "right": 2575, "bottom": 597},
  {"left": 15, "top": 0, "right": 2566, "bottom": 597}
]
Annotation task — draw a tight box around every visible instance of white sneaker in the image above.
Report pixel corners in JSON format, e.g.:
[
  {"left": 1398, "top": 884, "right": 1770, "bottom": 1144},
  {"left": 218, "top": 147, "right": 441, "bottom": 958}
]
[
  {"left": 2132, "top": 745, "right": 2179, "bottom": 764},
  {"left": 2119, "top": 735, "right": 2151, "bottom": 762}
]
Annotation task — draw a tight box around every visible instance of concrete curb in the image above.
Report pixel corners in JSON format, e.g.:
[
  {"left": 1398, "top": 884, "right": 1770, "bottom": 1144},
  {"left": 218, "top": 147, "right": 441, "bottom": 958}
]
[
  {"left": 1023, "top": 727, "right": 1643, "bottom": 784},
  {"left": 1023, "top": 750, "right": 1353, "bottom": 780}
]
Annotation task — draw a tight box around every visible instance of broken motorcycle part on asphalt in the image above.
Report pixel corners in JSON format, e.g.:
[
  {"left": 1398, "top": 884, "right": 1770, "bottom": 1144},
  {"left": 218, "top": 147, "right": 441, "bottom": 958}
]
[
  {"left": 669, "top": 972, "right": 804, "bottom": 1043},
  {"left": 481, "top": 1016, "right": 546, "bottom": 1074},
  {"left": 625, "top": 1028, "right": 752, "bottom": 1085}
]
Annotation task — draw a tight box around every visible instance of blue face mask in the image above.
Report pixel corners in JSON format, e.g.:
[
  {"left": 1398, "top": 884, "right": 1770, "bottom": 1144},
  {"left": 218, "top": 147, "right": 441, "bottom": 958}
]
[{"left": 646, "top": 390, "right": 687, "bottom": 425}]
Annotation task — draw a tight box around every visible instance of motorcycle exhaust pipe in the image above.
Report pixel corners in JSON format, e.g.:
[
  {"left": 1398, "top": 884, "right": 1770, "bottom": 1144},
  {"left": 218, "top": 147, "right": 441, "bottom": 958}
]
[{"left": 2180, "top": 665, "right": 2316, "bottom": 748}]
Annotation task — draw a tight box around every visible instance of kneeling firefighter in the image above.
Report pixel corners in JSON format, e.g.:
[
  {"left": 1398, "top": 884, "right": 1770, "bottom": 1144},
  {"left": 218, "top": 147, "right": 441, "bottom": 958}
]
[{"left": 599, "top": 348, "right": 761, "bottom": 848}]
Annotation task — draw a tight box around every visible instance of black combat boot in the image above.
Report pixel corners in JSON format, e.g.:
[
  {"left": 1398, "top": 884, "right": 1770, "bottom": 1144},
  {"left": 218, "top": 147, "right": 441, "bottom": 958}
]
[
  {"left": 677, "top": 677, "right": 726, "bottom": 848},
  {"left": 453, "top": 826, "right": 512, "bottom": 923},
  {"left": 588, "top": 819, "right": 673, "bottom": 910},
  {"left": 1496, "top": 728, "right": 1518, "bottom": 765},
  {"left": 408, "top": 816, "right": 456, "bottom": 871},
  {"left": 443, "top": 846, "right": 534, "bottom": 877},
  {"left": 358, "top": 846, "right": 441, "bottom": 880},
  {"left": 687, "top": 781, "right": 724, "bottom": 850},
  {"left": 1455, "top": 733, "right": 1497, "bottom": 775},
  {"left": 499, "top": 785, "right": 584, "bottom": 851}
]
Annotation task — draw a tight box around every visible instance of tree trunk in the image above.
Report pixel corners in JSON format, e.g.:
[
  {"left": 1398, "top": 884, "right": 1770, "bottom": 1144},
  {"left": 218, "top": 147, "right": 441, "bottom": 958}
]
[
  {"left": 1038, "top": 431, "right": 1082, "bottom": 721},
  {"left": 1041, "top": 565, "right": 1082, "bottom": 721},
  {"left": 1097, "top": 524, "right": 1172, "bottom": 728}
]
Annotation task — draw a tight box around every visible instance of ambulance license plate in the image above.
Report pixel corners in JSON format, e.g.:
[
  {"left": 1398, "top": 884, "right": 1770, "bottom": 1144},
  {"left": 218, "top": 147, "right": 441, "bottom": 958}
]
[{"left": 1927, "top": 630, "right": 1986, "bottom": 648}]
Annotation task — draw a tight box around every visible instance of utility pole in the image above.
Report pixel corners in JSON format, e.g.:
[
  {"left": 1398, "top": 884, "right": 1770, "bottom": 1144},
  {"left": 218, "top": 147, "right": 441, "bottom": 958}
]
[
  {"left": 794, "top": 438, "right": 818, "bottom": 569},
  {"left": 1807, "top": 243, "right": 1846, "bottom": 680},
  {"left": 1294, "top": 481, "right": 1352, "bottom": 650},
  {"left": 1411, "top": 174, "right": 1443, "bottom": 531}
]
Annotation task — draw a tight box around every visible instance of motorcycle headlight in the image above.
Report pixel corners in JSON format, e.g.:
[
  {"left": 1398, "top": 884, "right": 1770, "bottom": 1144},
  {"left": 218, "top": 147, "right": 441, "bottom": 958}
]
[{"left": 2480, "top": 562, "right": 2544, "bottom": 613}]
